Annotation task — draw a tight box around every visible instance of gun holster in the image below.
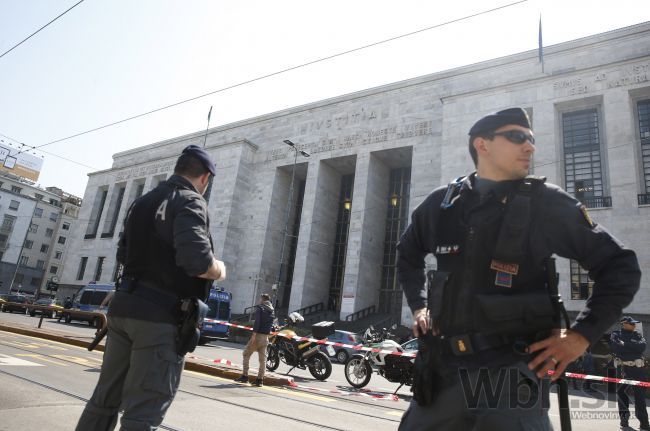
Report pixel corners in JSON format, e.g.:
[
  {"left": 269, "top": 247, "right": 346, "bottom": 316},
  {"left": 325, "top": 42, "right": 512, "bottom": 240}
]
[
  {"left": 412, "top": 332, "right": 445, "bottom": 407},
  {"left": 176, "top": 297, "right": 208, "bottom": 356}
]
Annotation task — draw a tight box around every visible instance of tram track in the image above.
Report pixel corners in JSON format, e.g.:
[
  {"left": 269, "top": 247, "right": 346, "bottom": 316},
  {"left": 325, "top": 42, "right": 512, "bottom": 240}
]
[{"left": 0, "top": 334, "right": 402, "bottom": 429}]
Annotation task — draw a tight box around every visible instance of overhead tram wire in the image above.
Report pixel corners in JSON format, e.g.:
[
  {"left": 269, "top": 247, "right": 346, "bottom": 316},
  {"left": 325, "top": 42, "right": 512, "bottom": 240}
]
[
  {"left": 0, "top": 132, "right": 99, "bottom": 170},
  {"left": 30, "top": 0, "right": 527, "bottom": 151},
  {"left": 0, "top": 0, "right": 86, "bottom": 60}
]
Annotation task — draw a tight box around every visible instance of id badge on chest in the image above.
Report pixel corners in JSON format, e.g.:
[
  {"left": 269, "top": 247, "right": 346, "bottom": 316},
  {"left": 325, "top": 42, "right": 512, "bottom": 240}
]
[{"left": 490, "top": 260, "right": 519, "bottom": 288}]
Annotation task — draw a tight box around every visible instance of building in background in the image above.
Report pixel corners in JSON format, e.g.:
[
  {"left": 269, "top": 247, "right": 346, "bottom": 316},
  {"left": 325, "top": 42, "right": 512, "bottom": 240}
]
[
  {"left": 62, "top": 23, "right": 650, "bottom": 336},
  {"left": 0, "top": 174, "right": 81, "bottom": 297}
]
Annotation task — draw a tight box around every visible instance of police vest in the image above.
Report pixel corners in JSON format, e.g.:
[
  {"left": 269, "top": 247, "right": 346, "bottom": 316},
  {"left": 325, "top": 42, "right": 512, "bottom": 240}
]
[
  {"left": 121, "top": 180, "right": 211, "bottom": 300},
  {"left": 433, "top": 176, "right": 556, "bottom": 337}
]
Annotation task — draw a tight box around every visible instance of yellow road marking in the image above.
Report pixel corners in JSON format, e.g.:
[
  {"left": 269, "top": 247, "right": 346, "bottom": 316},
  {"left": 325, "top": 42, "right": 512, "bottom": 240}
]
[
  {"left": 51, "top": 355, "right": 101, "bottom": 367},
  {"left": 16, "top": 353, "right": 69, "bottom": 366},
  {"left": 184, "top": 371, "right": 335, "bottom": 402},
  {"left": 1, "top": 331, "right": 101, "bottom": 353},
  {"left": 385, "top": 411, "right": 404, "bottom": 417},
  {"left": 1, "top": 340, "right": 42, "bottom": 349}
]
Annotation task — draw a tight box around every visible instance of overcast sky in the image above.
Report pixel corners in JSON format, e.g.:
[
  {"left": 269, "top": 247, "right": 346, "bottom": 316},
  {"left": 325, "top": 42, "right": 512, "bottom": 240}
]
[{"left": 1, "top": 0, "right": 648, "bottom": 197}]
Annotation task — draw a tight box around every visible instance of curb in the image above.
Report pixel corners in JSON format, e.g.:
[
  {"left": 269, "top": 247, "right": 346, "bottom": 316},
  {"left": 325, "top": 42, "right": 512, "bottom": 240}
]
[{"left": 0, "top": 323, "right": 292, "bottom": 387}]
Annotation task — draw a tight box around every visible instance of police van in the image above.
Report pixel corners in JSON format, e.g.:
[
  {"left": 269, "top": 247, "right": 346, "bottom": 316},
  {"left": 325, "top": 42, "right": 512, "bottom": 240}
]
[
  {"left": 62, "top": 282, "right": 115, "bottom": 327},
  {"left": 199, "top": 287, "right": 231, "bottom": 345}
]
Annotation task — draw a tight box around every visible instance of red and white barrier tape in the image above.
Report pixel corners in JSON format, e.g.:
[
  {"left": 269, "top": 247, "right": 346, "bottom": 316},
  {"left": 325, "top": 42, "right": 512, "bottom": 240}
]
[
  {"left": 551, "top": 370, "right": 650, "bottom": 388},
  {"left": 187, "top": 354, "right": 233, "bottom": 367},
  {"left": 203, "top": 318, "right": 417, "bottom": 358},
  {"left": 287, "top": 381, "right": 398, "bottom": 401}
]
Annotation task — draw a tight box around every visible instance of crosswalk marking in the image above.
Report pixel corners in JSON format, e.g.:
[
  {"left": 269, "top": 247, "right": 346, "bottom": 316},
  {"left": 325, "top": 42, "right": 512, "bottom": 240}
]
[{"left": 0, "top": 353, "right": 43, "bottom": 366}]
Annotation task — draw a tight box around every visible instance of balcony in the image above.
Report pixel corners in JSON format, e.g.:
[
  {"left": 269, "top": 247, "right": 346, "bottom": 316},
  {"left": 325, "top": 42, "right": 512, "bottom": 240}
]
[
  {"left": 638, "top": 193, "right": 650, "bottom": 206},
  {"left": 582, "top": 196, "right": 612, "bottom": 209}
]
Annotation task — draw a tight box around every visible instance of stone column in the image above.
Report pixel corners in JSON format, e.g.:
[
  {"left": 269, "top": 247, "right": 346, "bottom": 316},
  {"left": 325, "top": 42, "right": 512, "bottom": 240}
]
[
  {"left": 289, "top": 160, "right": 340, "bottom": 311},
  {"left": 340, "top": 153, "right": 390, "bottom": 319}
]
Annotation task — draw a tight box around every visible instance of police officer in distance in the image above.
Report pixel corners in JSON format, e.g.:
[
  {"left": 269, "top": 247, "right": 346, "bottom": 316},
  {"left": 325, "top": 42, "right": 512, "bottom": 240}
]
[
  {"left": 609, "top": 316, "right": 649, "bottom": 430},
  {"left": 76, "top": 145, "right": 227, "bottom": 431},
  {"left": 397, "top": 108, "right": 641, "bottom": 430}
]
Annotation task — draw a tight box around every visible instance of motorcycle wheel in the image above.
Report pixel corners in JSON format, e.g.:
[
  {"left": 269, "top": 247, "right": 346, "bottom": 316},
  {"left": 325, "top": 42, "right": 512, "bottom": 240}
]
[
  {"left": 266, "top": 344, "right": 280, "bottom": 371},
  {"left": 308, "top": 352, "right": 332, "bottom": 381},
  {"left": 344, "top": 356, "right": 372, "bottom": 388}
]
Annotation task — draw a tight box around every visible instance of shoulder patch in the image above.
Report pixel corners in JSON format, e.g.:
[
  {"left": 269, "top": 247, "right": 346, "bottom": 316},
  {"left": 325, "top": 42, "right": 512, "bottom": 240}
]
[{"left": 579, "top": 204, "right": 596, "bottom": 228}]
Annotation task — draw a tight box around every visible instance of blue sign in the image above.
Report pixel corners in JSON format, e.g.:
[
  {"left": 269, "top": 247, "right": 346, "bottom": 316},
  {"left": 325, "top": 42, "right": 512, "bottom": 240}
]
[{"left": 209, "top": 290, "right": 230, "bottom": 302}]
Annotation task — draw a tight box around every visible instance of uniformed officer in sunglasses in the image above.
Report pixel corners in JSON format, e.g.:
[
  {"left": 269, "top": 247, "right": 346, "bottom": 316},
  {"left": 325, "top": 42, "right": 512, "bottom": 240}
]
[{"left": 397, "top": 108, "right": 641, "bottom": 430}]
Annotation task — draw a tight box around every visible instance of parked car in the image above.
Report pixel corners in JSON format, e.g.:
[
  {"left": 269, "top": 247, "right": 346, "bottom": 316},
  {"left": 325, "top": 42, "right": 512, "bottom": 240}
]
[
  {"left": 319, "top": 330, "right": 363, "bottom": 363},
  {"left": 0, "top": 294, "right": 31, "bottom": 313},
  {"left": 27, "top": 298, "right": 64, "bottom": 318}
]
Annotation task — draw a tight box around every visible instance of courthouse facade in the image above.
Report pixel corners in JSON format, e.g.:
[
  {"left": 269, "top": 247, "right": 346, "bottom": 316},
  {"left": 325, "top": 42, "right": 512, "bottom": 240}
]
[{"left": 61, "top": 22, "right": 650, "bottom": 331}]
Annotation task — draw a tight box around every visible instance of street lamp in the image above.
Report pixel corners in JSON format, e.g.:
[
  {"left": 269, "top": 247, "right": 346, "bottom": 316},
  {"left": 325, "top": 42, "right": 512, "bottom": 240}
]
[
  {"left": 390, "top": 193, "right": 399, "bottom": 207},
  {"left": 275, "top": 140, "right": 310, "bottom": 307}
]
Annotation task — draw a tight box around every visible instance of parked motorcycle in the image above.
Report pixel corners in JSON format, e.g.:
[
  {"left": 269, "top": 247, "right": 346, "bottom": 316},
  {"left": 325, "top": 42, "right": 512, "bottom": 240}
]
[
  {"left": 266, "top": 312, "right": 333, "bottom": 381},
  {"left": 344, "top": 325, "right": 415, "bottom": 393}
]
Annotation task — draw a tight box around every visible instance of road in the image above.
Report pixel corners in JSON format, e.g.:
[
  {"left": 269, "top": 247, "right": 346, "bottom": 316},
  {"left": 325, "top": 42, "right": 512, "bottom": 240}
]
[{"left": 0, "top": 312, "right": 636, "bottom": 430}]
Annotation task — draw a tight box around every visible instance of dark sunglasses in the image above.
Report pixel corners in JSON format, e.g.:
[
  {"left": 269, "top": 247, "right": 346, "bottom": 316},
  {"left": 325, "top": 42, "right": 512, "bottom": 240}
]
[{"left": 487, "top": 130, "right": 535, "bottom": 145}]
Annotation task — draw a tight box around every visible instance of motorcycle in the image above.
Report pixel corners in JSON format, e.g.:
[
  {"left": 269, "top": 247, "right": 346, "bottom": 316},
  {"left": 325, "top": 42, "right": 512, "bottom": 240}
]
[
  {"left": 344, "top": 325, "right": 415, "bottom": 393},
  {"left": 265, "top": 312, "right": 333, "bottom": 381}
]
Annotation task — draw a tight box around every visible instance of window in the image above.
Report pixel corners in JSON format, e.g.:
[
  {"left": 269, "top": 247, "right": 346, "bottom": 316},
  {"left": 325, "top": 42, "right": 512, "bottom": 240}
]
[
  {"left": 637, "top": 99, "right": 650, "bottom": 204},
  {"left": 101, "top": 184, "right": 126, "bottom": 238},
  {"left": 85, "top": 188, "right": 108, "bottom": 239},
  {"left": 24, "top": 240, "right": 33, "bottom": 249},
  {"left": 328, "top": 174, "right": 355, "bottom": 311},
  {"left": 49, "top": 212, "right": 58, "bottom": 222},
  {"left": 77, "top": 257, "right": 88, "bottom": 280},
  {"left": 45, "top": 228, "right": 54, "bottom": 238},
  {"left": 14, "top": 273, "right": 24, "bottom": 284},
  {"left": 49, "top": 265, "right": 58, "bottom": 275},
  {"left": 57, "top": 236, "right": 66, "bottom": 245},
  {"left": 36, "top": 260, "right": 45, "bottom": 270},
  {"left": 30, "top": 277, "right": 41, "bottom": 287},
  {"left": 49, "top": 198, "right": 59, "bottom": 206},
  {"left": 570, "top": 260, "right": 594, "bottom": 300},
  {"left": 19, "top": 255, "right": 28, "bottom": 265},
  {"left": 2, "top": 215, "right": 16, "bottom": 230},
  {"left": 35, "top": 193, "right": 44, "bottom": 200},
  {"left": 29, "top": 223, "right": 38, "bottom": 233},
  {"left": 62, "top": 222, "right": 70, "bottom": 230},
  {"left": 562, "top": 109, "right": 611, "bottom": 208},
  {"left": 94, "top": 256, "right": 105, "bottom": 281},
  {"left": 54, "top": 250, "right": 62, "bottom": 260},
  {"left": 40, "top": 244, "right": 49, "bottom": 253},
  {"left": 34, "top": 208, "right": 43, "bottom": 218},
  {"left": 11, "top": 185, "right": 22, "bottom": 193},
  {"left": 9, "top": 200, "right": 19, "bottom": 210}
]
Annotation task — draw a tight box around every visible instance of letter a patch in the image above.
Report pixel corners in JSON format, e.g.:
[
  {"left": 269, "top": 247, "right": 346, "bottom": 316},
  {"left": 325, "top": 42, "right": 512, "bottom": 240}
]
[{"left": 155, "top": 199, "right": 168, "bottom": 221}]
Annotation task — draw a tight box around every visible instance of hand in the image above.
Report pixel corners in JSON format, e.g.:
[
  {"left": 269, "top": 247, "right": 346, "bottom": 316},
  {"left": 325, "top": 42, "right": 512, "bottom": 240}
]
[
  {"left": 215, "top": 260, "right": 226, "bottom": 281},
  {"left": 412, "top": 308, "right": 428, "bottom": 337},
  {"left": 527, "top": 329, "right": 590, "bottom": 381}
]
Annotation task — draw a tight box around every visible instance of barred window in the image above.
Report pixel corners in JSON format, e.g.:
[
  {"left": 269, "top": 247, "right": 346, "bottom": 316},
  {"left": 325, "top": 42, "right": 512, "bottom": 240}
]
[
  {"left": 562, "top": 109, "right": 610, "bottom": 208},
  {"left": 570, "top": 260, "right": 594, "bottom": 300},
  {"left": 637, "top": 99, "right": 650, "bottom": 200},
  {"left": 328, "top": 174, "right": 354, "bottom": 311}
]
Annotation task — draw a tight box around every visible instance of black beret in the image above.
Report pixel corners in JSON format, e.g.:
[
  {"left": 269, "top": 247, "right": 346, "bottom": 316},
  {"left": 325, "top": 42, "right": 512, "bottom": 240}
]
[
  {"left": 620, "top": 316, "right": 640, "bottom": 324},
  {"left": 182, "top": 145, "right": 216, "bottom": 176},
  {"left": 468, "top": 108, "right": 532, "bottom": 136}
]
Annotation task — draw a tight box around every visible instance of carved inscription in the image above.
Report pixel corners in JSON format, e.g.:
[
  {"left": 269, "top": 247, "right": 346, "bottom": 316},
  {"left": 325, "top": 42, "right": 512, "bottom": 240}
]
[
  {"left": 265, "top": 120, "right": 433, "bottom": 162},
  {"left": 552, "top": 63, "right": 649, "bottom": 96},
  {"left": 114, "top": 160, "right": 175, "bottom": 182}
]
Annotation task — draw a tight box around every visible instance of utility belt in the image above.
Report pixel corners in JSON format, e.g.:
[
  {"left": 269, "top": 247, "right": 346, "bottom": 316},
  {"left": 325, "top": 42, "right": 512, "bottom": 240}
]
[
  {"left": 444, "top": 332, "right": 539, "bottom": 357},
  {"left": 117, "top": 277, "right": 208, "bottom": 356},
  {"left": 614, "top": 358, "right": 645, "bottom": 368}
]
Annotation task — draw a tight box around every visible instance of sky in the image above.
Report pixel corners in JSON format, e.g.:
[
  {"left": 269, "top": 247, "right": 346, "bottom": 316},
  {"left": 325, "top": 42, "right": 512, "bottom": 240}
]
[{"left": 0, "top": 0, "right": 649, "bottom": 198}]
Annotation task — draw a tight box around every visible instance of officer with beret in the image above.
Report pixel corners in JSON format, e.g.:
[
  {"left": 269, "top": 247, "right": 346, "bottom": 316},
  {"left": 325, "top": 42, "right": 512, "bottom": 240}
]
[
  {"left": 609, "top": 316, "right": 649, "bottom": 430},
  {"left": 397, "top": 108, "right": 641, "bottom": 430},
  {"left": 76, "top": 145, "right": 227, "bottom": 430}
]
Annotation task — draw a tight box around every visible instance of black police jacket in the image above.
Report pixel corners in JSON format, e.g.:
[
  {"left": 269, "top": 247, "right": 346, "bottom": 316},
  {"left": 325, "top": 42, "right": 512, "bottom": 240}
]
[
  {"left": 397, "top": 173, "right": 641, "bottom": 347},
  {"left": 111, "top": 175, "right": 214, "bottom": 322},
  {"left": 609, "top": 329, "right": 647, "bottom": 361}
]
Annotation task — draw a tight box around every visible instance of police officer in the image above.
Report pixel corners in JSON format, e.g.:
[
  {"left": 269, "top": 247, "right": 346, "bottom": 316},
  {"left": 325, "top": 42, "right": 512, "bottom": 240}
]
[
  {"left": 609, "top": 316, "right": 649, "bottom": 430},
  {"left": 397, "top": 108, "right": 641, "bottom": 430},
  {"left": 76, "top": 145, "right": 227, "bottom": 431}
]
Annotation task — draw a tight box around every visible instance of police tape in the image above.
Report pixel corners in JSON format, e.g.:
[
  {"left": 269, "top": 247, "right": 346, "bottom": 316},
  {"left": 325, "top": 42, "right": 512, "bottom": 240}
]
[
  {"left": 287, "top": 381, "right": 399, "bottom": 401},
  {"left": 203, "top": 319, "right": 650, "bottom": 388},
  {"left": 551, "top": 370, "right": 650, "bottom": 388},
  {"left": 187, "top": 354, "right": 233, "bottom": 366},
  {"left": 202, "top": 318, "right": 417, "bottom": 358}
]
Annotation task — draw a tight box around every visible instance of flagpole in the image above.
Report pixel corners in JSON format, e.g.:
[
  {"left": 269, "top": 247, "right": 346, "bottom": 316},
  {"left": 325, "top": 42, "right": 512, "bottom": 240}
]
[
  {"left": 538, "top": 14, "right": 544, "bottom": 73},
  {"left": 202, "top": 106, "right": 214, "bottom": 203}
]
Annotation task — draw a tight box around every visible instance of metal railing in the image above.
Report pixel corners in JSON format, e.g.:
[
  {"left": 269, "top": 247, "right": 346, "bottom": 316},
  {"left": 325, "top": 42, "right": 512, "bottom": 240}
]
[
  {"left": 582, "top": 196, "right": 612, "bottom": 208},
  {"left": 638, "top": 193, "right": 650, "bottom": 206},
  {"left": 291, "top": 302, "right": 324, "bottom": 317},
  {"left": 345, "top": 305, "right": 376, "bottom": 322}
]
